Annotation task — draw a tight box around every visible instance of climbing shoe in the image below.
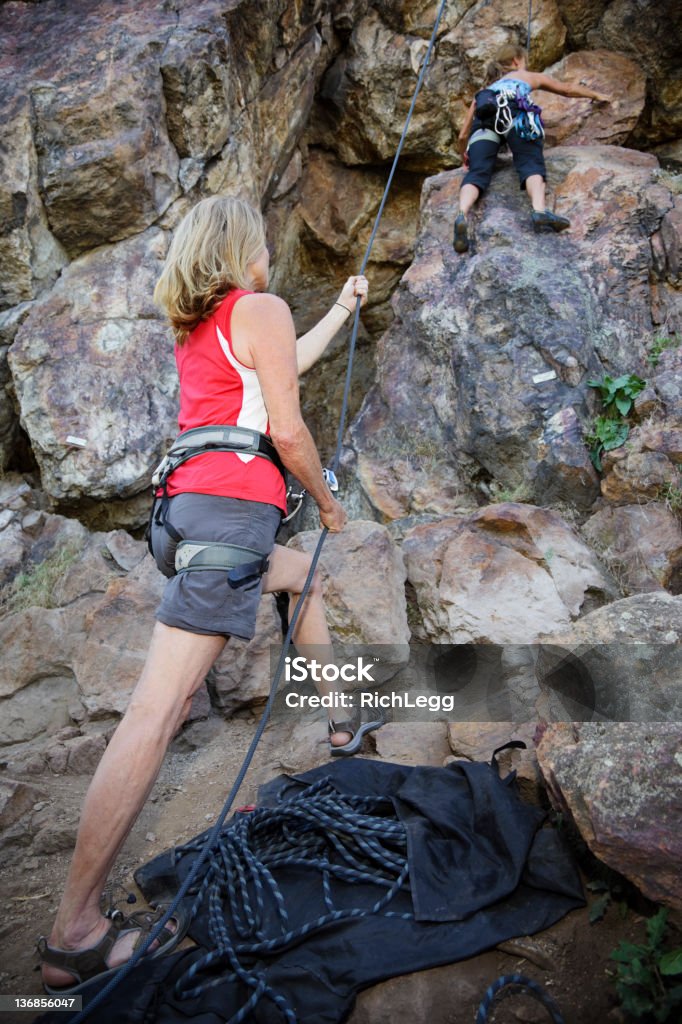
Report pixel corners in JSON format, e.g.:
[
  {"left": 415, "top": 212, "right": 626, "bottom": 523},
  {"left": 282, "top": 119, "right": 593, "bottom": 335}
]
[
  {"left": 453, "top": 213, "right": 469, "bottom": 253},
  {"left": 532, "top": 209, "right": 571, "bottom": 233}
]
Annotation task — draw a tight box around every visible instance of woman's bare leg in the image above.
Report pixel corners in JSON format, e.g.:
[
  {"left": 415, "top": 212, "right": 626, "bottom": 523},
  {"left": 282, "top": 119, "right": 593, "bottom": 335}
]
[
  {"left": 525, "top": 173, "right": 546, "bottom": 212},
  {"left": 263, "top": 545, "right": 352, "bottom": 745},
  {"left": 458, "top": 183, "right": 480, "bottom": 216},
  {"left": 42, "top": 623, "right": 225, "bottom": 988}
]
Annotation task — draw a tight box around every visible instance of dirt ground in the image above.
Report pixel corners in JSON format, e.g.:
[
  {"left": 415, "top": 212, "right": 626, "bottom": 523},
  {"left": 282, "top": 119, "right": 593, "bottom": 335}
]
[{"left": 0, "top": 712, "right": 665, "bottom": 1024}]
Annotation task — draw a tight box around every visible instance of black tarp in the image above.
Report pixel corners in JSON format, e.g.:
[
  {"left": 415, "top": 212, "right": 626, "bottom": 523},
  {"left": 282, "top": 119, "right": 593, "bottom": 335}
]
[{"left": 40, "top": 757, "right": 584, "bottom": 1024}]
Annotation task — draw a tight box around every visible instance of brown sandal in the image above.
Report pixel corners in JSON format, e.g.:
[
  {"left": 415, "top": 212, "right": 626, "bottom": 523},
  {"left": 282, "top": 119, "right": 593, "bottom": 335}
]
[{"left": 36, "top": 904, "right": 187, "bottom": 994}]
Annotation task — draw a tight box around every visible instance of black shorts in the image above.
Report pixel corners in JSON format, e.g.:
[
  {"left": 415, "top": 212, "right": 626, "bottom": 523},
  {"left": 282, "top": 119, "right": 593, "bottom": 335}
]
[
  {"left": 462, "top": 128, "right": 546, "bottom": 192},
  {"left": 151, "top": 493, "right": 281, "bottom": 640}
]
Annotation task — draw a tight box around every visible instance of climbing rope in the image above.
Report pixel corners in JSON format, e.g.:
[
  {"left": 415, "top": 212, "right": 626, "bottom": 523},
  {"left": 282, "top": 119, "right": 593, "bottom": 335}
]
[
  {"left": 172, "top": 779, "right": 413, "bottom": 1021},
  {"left": 476, "top": 973, "right": 565, "bottom": 1024},
  {"left": 67, "top": 2, "right": 449, "bottom": 1021},
  {"left": 526, "top": 0, "right": 533, "bottom": 61}
]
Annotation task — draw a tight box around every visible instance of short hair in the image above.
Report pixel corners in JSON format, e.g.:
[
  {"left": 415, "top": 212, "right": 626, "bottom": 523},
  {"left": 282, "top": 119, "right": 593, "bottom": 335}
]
[{"left": 154, "top": 196, "right": 266, "bottom": 345}]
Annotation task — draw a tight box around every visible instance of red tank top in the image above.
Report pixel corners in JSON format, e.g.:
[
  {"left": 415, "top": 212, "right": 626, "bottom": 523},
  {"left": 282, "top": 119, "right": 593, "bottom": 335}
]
[{"left": 164, "top": 289, "right": 287, "bottom": 512}]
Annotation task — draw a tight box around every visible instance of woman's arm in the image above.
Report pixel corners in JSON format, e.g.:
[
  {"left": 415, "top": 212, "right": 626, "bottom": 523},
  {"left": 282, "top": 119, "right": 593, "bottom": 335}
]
[
  {"left": 528, "top": 71, "right": 609, "bottom": 103},
  {"left": 459, "top": 100, "right": 476, "bottom": 158},
  {"left": 296, "top": 275, "right": 368, "bottom": 375},
  {"left": 231, "top": 292, "right": 346, "bottom": 530}
]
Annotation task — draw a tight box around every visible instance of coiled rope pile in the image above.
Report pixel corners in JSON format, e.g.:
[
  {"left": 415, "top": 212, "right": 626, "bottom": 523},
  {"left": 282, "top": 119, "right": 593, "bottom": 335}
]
[{"left": 171, "top": 778, "right": 413, "bottom": 1021}]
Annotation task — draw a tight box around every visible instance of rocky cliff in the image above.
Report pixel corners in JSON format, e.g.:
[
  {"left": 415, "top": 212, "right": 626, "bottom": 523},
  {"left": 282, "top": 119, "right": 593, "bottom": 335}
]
[{"left": 1, "top": 0, "right": 681, "bottom": 915}]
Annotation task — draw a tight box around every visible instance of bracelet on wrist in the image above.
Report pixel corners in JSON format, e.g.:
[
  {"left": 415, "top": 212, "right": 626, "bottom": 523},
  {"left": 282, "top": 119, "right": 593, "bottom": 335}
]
[{"left": 334, "top": 302, "right": 352, "bottom": 316}]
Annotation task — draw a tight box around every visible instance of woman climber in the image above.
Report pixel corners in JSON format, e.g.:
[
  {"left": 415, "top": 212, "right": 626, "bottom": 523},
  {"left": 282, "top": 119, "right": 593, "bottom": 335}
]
[
  {"left": 453, "top": 43, "right": 609, "bottom": 253},
  {"left": 36, "top": 196, "right": 379, "bottom": 993}
]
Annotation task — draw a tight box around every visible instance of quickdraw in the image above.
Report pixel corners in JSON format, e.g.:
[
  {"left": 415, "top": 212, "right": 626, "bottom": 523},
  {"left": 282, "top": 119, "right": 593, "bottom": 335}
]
[{"left": 283, "top": 467, "right": 339, "bottom": 524}]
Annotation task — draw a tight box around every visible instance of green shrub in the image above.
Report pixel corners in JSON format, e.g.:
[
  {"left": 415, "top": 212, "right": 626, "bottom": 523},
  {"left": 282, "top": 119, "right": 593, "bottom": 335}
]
[{"left": 610, "top": 908, "right": 682, "bottom": 1022}]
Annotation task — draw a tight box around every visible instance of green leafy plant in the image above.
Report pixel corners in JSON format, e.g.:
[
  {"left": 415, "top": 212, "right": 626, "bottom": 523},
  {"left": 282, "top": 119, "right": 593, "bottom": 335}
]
[
  {"left": 610, "top": 908, "right": 682, "bottom": 1022},
  {"left": 585, "top": 374, "right": 646, "bottom": 471},
  {"left": 587, "top": 374, "right": 646, "bottom": 416},
  {"left": 648, "top": 335, "right": 680, "bottom": 368}
]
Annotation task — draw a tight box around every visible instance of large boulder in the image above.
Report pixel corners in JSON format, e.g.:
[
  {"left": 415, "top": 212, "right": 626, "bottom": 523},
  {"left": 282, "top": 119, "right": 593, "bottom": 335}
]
[
  {"left": 402, "top": 503, "right": 616, "bottom": 644},
  {"left": 8, "top": 229, "right": 177, "bottom": 509},
  {"left": 581, "top": 503, "right": 682, "bottom": 595},
  {"left": 287, "top": 519, "right": 411, "bottom": 672},
  {"left": 536, "top": 593, "right": 682, "bottom": 722},
  {"left": 347, "top": 146, "right": 675, "bottom": 520},
  {"left": 537, "top": 722, "right": 682, "bottom": 909}
]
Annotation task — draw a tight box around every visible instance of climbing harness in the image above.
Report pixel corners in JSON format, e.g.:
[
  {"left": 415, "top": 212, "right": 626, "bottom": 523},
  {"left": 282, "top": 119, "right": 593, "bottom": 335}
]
[
  {"left": 146, "top": 424, "right": 285, "bottom": 587},
  {"left": 150, "top": 424, "right": 285, "bottom": 492},
  {"left": 476, "top": 973, "right": 565, "bottom": 1024},
  {"left": 67, "top": 1, "right": 561, "bottom": 1020},
  {"left": 473, "top": 84, "right": 544, "bottom": 140}
]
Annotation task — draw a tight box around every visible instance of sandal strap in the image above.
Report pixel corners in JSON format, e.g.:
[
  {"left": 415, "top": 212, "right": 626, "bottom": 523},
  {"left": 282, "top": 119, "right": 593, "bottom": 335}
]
[
  {"left": 35, "top": 906, "right": 178, "bottom": 984},
  {"left": 329, "top": 704, "right": 360, "bottom": 737},
  {"left": 120, "top": 907, "right": 174, "bottom": 952},
  {"left": 329, "top": 719, "right": 354, "bottom": 735},
  {"left": 36, "top": 917, "right": 124, "bottom": 982}
]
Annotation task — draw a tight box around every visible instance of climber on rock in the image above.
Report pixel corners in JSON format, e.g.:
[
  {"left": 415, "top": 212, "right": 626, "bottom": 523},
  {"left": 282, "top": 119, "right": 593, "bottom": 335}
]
[{"left": 453, "top": 43, "right": 609, "bottom": 253}]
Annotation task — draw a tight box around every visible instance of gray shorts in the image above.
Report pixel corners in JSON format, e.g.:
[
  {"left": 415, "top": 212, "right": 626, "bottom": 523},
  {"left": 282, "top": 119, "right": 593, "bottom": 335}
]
[{"left": 150, "top": 493, "right": 281, "bottom": 641}]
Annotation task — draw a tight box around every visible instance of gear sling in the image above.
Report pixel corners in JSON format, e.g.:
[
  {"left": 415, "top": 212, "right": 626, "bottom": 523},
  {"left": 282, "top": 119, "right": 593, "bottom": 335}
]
[{"left": 147, "top": 425, "right": 286, "bottom": 589}]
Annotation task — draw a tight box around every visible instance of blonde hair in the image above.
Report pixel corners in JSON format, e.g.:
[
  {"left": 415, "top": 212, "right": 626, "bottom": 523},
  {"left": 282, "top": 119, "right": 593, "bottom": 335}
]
[
  {"left": 485, "top": 44, "right": 527, "bottom": 84},
  {"left": 154, "top": 196, "right": 266, "bottom": 345}
]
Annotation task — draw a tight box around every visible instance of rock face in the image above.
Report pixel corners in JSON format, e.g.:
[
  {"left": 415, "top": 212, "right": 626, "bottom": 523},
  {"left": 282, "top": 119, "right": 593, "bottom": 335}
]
[
  {"left": 537, "top": 722, "right": 682, "bottom": 909},
  {"left": 8, "top": 230, "right": 177, "bottom": 506},
  {"left": 581, "top": 503, "right": 682, "bottom": 595},
  {"left": 599, "top": 345, "right": 682, "bottom": 508},
  {"left": 347, "top": 146, "right": 677, "bottom": 521},
  {"left": 312, "top": 0, "right": 566, "bottom": 169},
  {"left": 537, "top": 50, "right": 646, "bottom": 148},
  {"left": 403, "top": 503, "right": 616, "bottom": 644},
  {"left": 535, "top": 592, "right": 682, "bottom": 723},
  {"left": 288, "top": 520, "right": 410, "bottom": 650}
]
